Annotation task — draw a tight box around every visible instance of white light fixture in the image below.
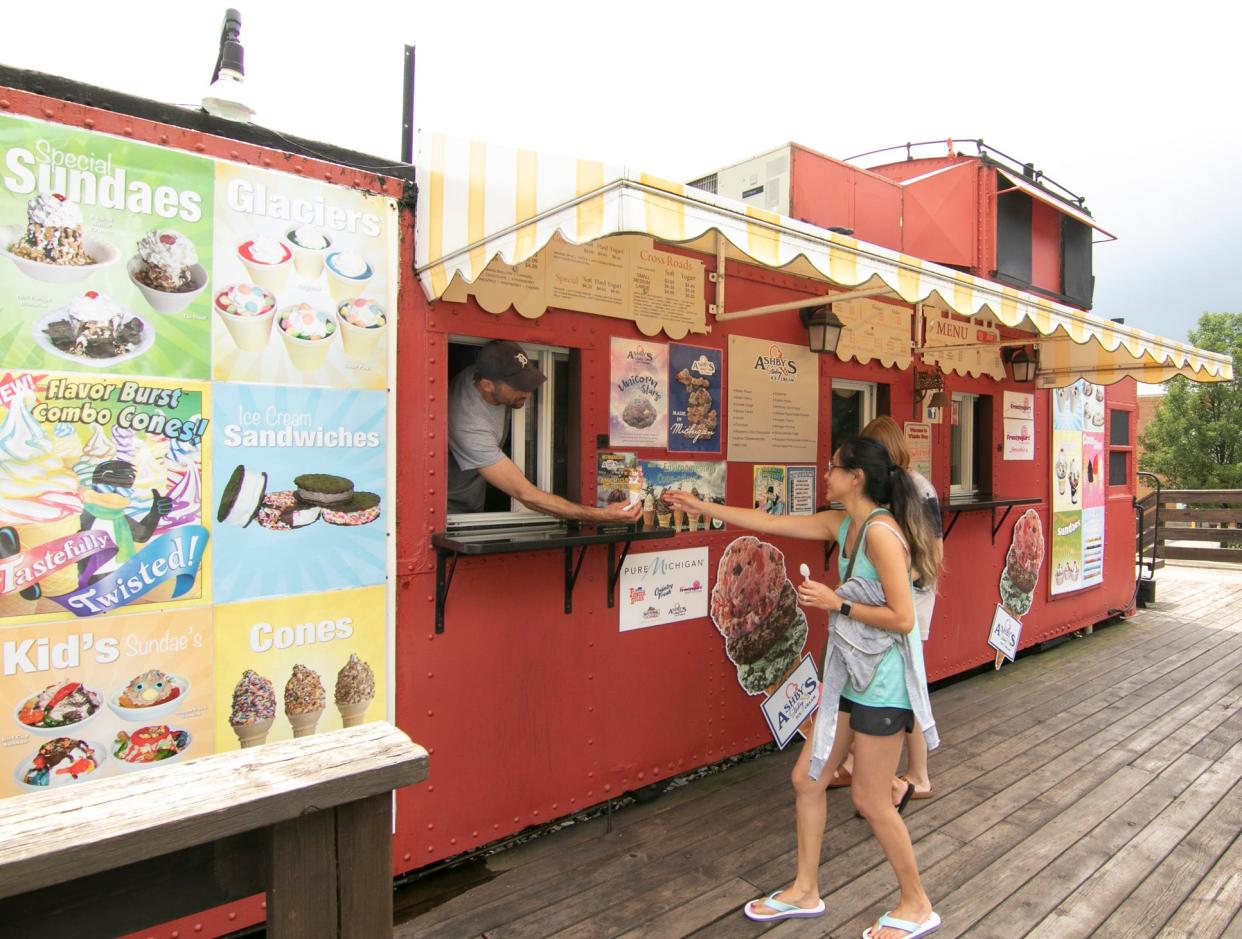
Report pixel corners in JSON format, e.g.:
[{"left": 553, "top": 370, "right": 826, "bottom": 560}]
[{"left": 201, "top": 9, "right": 255, "bottom": 122}]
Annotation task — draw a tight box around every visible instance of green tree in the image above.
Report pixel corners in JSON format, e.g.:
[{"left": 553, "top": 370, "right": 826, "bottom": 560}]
[{"left": 1139, "top": 312, "right": 1242, "bottom": 488}]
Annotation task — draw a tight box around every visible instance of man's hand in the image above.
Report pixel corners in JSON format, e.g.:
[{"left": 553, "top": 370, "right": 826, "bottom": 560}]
[{"left": 596, "top": 499, "right": 643, "bottom": 524}]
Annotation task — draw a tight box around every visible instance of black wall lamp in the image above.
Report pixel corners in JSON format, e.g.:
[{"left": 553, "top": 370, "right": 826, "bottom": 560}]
[
  {"left": 799, "top": 304, "right": 846, "bottom": 355},
  {"left": 1003, "top": 345, "right": 1038, "bottom": 383}
]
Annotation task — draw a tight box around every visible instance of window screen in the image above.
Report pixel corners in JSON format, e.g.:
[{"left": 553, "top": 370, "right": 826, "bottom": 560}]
[
  {"left": 1061, "top": 217, "right": 1094, "bottom": 308},
  {"left": 1109, "top": 451, "right": 1129, "bottom": 486},
  {"left": 1109, "top": 409, "right": 1130, "bottom": 446},
  {"left": 996, "top": 176, "right": 1033, "bottom": 283}
]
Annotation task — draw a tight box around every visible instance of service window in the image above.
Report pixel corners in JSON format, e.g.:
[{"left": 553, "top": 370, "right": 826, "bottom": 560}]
[
  {"left": 831, "top": 379, "right": 888, "bottom": 453},
  {"left": 1108, "top": 407, "right": 1134, "bottom": 487},
  {"left": 446, "top": 338, "right": 571, "bottom": 529},
  {"left": 950, "top": 392, "right": 994, "bottom": 497}
]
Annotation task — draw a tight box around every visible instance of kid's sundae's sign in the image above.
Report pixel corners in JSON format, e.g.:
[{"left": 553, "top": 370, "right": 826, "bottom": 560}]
[{"left": 0, "top": 112, "right": 396, "bottom": 797}]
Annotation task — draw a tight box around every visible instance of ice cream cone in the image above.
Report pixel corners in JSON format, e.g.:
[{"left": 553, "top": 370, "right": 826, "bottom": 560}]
[
  {"left": 336, "top": 315, "right": 386, "bottom": 360},
  {"left": 280, "top": 329, "right": 334, "bottom": 373},
  {"left": 657, "top": 512, "right": 671, "bottom": 529},
  {"left": 233, "top": 717, "right": 273, "bottom": 749},
  {"left": 643, "top": 509, "right": 655, "bottom": 529},
  {"left": 216, "top": 305, "right": 276, "bottom": 353},
  {"left": 673, "top": 509, "right": 685, "bottom": 531},
  {"left": 337, "top": 699, "right": 371, "bottom": 728},
  {"left": 288, "top": 709, "right": 323, "bottom": 737},
  {"left": 688, "top": 512, "right": 700, "bottom": 532},
  {"left": 17, "top": 515, "right": 83, "bottom": 596}
]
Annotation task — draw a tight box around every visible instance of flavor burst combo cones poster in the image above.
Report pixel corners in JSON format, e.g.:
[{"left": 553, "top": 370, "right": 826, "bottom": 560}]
[{"left": 0, "top": 113, "right": 396, "bottom": 797}]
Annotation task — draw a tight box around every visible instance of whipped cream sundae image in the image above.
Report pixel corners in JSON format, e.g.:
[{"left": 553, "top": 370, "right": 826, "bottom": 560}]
[
  {"left": 287, "top": 225, "right": 333, "bottom": 278},
  {"left": 129, "top": 230, "right": 208, "bottom": 313}
]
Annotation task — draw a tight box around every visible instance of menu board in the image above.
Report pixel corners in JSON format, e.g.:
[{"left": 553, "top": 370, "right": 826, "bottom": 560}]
[
  {"left": 1050, "top": 380, "right": 1106, "bottom": 595},
  {"left": 0, "top": 113, "right": 396, "bottom": 797},
  {"left": 726, "top": 335, "right": 819, "bottom": 463},
  {"left": 834, "top": 297, "right": 912, "bottom": 369},
  {"left": 442, "top": 234, "right": 707, "bottom": 338},
  {"left": 923, "top": 311, "right": 1005, "bottom": 380}
]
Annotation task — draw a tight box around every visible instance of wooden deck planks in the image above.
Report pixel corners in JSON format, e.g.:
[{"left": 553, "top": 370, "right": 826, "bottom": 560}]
[{"left": 395, "top": 575, "right": 1242, "bottom": 939}]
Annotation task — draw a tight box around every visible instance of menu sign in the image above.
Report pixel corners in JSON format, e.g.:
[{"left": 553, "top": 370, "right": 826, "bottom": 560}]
[
  {"left": 726, "top": 335, "right": 818, "bottom": 462},
  {"left": 834, "top": 297, "right": 912, "bottom": 369},
  {"left": 923, "top": 311, "right": 1005, "bottom": 380},
  {"left": 1050, "top": 380, "right": 1105, "bottom": 595},
  {"left": 442, "top": 234, "right": 707, "bottom": 338},
  {"left": 0, "top": 113, "right": 397, "bottom": 796}
]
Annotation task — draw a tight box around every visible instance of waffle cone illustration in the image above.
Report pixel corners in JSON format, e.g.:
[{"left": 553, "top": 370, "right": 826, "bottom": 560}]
[
  {"left": 234, "top": 717, "right": 274, "bottom": 749},
  {"left": 337, "top": 700, "right": 370, "bottom": 728},
  {"left": 288, "top": 709, "right": 323, "bottom": 737}
]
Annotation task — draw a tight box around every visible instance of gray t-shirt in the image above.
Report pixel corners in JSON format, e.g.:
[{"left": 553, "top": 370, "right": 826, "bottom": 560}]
[
  {"left": 447, "top": 368, "right": 509, "bottom": 513},
  {"left": 910, "top": 469, "right": 943, "bottom": 538}
]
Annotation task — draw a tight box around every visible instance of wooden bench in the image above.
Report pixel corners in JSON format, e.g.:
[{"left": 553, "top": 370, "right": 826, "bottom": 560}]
[{"left": 0, "top": 722, "right": 428, "bottom": 938}]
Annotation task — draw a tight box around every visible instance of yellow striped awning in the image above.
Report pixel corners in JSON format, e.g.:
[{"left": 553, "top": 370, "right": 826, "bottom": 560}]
[{"left": 415, "top": 134, "right": 1232, "bottom": 387}]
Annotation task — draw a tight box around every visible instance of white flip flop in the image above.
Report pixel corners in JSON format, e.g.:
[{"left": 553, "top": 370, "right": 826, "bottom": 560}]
[
  {"left": 863, "top": 910, "right": 941, "bottom": 939},
  {"left": 743, "top": 890, "right": 826, "bottom": 922}
]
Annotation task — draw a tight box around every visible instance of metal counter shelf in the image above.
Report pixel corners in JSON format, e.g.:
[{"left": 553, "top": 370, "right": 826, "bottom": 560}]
[{"left": 430, "top": 524, "right": 675, "bottom": 632}]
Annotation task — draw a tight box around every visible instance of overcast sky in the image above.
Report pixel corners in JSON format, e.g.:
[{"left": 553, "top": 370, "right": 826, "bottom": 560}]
[{"left": 2, "top": 0, "right": 1238, "bottom": 345}]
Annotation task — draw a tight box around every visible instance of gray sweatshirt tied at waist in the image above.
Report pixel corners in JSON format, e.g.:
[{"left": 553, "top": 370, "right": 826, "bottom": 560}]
[{"left": 808, "top": 576, "right": 939, "bottom": 781}]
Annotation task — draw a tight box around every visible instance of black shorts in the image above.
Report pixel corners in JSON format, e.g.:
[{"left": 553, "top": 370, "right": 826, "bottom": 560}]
[{"left": 839, "top": 697, "right": 914, "bottom": 736}]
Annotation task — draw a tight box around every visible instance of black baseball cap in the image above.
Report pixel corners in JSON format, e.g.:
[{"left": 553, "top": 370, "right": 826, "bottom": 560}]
[{"left": 476, "top": 340, "right": 547, "bottom": 392}]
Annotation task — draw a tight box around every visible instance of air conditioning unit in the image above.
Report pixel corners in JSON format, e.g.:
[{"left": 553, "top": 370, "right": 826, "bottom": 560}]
[{"left": 688, "top": 144, "right": 792, "bottom": 214}]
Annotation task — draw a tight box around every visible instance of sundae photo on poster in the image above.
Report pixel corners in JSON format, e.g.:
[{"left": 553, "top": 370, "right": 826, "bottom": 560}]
[
  {"left": 212, "top": 383, "right": 386, "bottom": 602},
  {"left": 0, "top": 371, "right": 209, "bottom": 622},
  {"left": 0, "top": 114, "right": 216, "bottom": 379},
  {"left": 711, "top": 536, "right": 808, "bottom": 694},
  {"left": 211, "top": 161, "right": 395, "bottom": 390},
  {"left": 0, "top": 608, "right": 214, "bottom": 795}
]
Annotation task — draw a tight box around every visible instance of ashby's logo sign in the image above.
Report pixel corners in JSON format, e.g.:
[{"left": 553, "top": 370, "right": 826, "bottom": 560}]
[
  {"left": 753, "top": 343, "right": 798, "bottom": 383},
  {"left": 627, "top": 346, "right": 656, "bottom": 364}
]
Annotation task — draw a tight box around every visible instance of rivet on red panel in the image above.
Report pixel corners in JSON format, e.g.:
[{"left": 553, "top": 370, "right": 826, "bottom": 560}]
[
  {"left": 228, "top": 913, "right": 237, "bottom": 920},
  {"left": 43, "top": 108, "right": 54, "bottom": 118},
  {"left": 194, "top": 143, "right": 205, "bottom": 152},
  {"left": 263, "top": 157, "right": 272, "bottom": 166},
  {"left": 403, "top": 852, "right": 412, "bottom": 861},
  {"left": 230, "top": 151, "right": 239, "bottom": 159},
  {"left": 0, "top": 100, "right": 10, "bottom": 109}
]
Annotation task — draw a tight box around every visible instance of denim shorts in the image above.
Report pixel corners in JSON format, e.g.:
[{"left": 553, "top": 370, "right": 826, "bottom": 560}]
[{"left": 839, "top": 696, "right": 914, "bottom": 736}]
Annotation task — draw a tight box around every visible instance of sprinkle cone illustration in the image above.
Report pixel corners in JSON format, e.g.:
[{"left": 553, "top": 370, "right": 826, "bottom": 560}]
[
  {"left": 228, "top": 670, "right": 277, "bottom": 749},
  {"left": 285, "top": 664, "right": 326, "bottom": 738},
  {"left": 334, "top": 654, "right": 375, "bottom": 728}
]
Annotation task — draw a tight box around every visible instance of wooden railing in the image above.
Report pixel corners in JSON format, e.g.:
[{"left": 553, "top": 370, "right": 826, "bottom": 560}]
[
  {"left": 0, "top": 723, "right": 428, "bottom": 938},
  {"left": 1148, "top": 489, "right": 1242, "bottom": 564}
]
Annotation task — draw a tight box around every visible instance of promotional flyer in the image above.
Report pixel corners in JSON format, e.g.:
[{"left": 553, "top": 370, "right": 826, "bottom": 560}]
[
  {"left": 667, "top": 344, "right": 721, "bottom": 453},
  {"left": 0, "top": 113, "right": 215, "bottom": 380},
  {"left": 0, "top": 607, "right": 214, "bottom": 796},
  {"left": 617, "top": 547, "right": 708, "bottom": 631},
  {"left": 211, "top": 163, "right": 397, "bottom": 391},
  {"left": 0, "top": 113, "right": 396, "bottom": 800},
  {"left": 211, "top": 383, "right": 386, "bottom": 603},
  {"left": 1050, "top": 380, "right": 1104, "bottom": 594},
  {"left": 213, "top": 587, "right": 385, "bottom": 749},
  {"left": 609, "top": 338, "right": 669, "bottom": 448},
  {"left": 0, "top": 370, "right": 210, "bottom": 624}
]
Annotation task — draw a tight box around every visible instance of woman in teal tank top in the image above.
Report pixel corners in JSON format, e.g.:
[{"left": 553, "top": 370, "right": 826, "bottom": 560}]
[{"left": 666, "top": 436, "right": 944, "bottom": 938}]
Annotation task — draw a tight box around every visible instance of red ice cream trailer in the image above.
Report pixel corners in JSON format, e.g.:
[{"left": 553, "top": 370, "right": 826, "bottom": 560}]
[{"left": 0, "top": 70, "right": 1231, "bottom": 937}]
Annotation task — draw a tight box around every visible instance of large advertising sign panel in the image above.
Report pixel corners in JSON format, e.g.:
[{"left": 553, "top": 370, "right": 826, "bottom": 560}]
[{"left": 0, "top": 112, "right": 396, "bottom": 796}]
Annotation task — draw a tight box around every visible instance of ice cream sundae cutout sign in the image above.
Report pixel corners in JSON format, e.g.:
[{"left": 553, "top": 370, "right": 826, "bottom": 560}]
[
  {"left": 992, "top": 508, "right": 1045, "bottom": 668},
  {"left": 0, "top": 370, "right": 209, "bottom": 624}
]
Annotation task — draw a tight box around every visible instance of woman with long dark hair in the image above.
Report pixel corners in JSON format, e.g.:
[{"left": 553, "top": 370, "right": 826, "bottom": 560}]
[{"left": 665, "top": 436, "right": 942, "bottom": 939}]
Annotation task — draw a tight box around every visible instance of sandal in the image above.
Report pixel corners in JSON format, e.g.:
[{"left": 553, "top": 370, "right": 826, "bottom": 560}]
[
  {"left": 900, "top": 776, "right": 934, "bottom": 800},
  {"left": 828, "top": 767, "right": 853, "bottom": 789},
  {"left": 743, "top": 890, "right": 826, "bottom": 922}
]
